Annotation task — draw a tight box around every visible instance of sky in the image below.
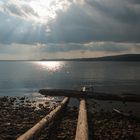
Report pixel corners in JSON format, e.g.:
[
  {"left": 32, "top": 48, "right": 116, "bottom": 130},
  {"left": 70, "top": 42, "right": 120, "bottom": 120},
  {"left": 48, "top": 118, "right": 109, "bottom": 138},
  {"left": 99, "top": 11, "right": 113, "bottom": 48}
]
[{"left": 0, "top": 0, "right": 140, "bottom": 60}]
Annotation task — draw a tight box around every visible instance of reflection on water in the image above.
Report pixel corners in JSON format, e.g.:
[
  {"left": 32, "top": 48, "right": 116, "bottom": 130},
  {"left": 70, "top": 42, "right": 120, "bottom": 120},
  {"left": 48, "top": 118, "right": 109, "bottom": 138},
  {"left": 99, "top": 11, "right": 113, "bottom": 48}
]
[
  {"left": 0, "top": 61, "right": 139, "bottom": 116},
  {"left": 0, "top": 61, "right": 140, "bottom": 96},
  {"left": 36, "top": 61, "right": 64, "bottom": 71}
]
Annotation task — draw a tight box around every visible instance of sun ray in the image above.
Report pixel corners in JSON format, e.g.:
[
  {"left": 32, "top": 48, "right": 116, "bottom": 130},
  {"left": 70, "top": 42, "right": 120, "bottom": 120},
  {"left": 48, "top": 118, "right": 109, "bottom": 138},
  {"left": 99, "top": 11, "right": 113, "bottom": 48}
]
[{"left": 28, "top": 0, "right": 71, "bottom": 23}]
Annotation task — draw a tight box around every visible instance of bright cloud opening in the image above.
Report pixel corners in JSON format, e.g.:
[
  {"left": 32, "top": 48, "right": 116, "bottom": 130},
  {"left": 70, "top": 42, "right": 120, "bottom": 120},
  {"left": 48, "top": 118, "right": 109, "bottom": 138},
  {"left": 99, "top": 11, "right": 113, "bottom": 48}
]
[{"left": 4, "top": 0, "right": 72, "bottom": 24}]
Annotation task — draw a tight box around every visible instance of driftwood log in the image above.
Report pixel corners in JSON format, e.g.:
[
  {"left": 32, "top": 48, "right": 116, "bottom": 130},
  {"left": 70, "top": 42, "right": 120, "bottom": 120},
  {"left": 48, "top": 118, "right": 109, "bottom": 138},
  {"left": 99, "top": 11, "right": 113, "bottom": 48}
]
[
  {"left": 75, "top": 99, "right": 88, "bottom": 140},
  {"left": 17, "top": 97, "right": 69, "bottom": 140},
  {"left": 39, "top": 89, "right": 140, "bottom": 102}
]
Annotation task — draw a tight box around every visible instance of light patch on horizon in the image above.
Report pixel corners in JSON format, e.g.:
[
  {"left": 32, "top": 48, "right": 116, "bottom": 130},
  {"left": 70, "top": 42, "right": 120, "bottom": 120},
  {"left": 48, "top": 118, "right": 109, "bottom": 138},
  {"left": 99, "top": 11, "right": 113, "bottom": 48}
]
[{"left": 0, "top": 42, "right": 139, "bottom": 60}]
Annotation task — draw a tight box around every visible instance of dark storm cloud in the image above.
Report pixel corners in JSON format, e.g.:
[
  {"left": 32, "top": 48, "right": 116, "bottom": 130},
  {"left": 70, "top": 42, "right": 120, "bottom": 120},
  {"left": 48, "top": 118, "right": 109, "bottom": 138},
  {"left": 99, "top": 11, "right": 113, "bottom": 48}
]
[
  {"left": 46, "top": 0, "right": 140, "bottom": 43},
  {"left": 86, "top": 0, "right": 140, "bottom": 24},
  {"left": 0, "top": 0, "right": 140, "bottom": 44},
  {"left": 0, "top": 11, "right": 48, "bottom": 44},
  {"left": 0, "top": 0, "right": 140, "bottom": 60},
  {"left": 128, "top": 0, "right": 140, "bottom": 4}
]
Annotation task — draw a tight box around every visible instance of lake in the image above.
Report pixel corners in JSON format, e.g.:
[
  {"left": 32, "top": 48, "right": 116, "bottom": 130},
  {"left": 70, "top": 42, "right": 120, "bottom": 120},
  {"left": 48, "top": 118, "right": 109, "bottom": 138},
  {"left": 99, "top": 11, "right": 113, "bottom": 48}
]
[{"left": 0, "top": 61, "right": 140, "bottom": 97}]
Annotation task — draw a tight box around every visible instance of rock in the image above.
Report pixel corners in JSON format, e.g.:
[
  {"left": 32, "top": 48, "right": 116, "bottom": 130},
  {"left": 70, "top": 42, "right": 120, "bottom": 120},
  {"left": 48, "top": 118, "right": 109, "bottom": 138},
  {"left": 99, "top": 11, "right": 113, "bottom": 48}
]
[
  {"left": 128, "top": 124, "right": 132, "bottom": 129},
  {"left": 20, "top": 97, "right": 25, "bottom": 100},
  {"left": 4, "top": 123, "right": 11, "bottom": 126},
  {"left": 4, "top": 135, "right": 15, "bottom": 140},
  {"left": 57, "top": 135, "right": 67, "bottom": 139},
  {"left": 38, "top": 104, "right": 44, "bottom": 109}
]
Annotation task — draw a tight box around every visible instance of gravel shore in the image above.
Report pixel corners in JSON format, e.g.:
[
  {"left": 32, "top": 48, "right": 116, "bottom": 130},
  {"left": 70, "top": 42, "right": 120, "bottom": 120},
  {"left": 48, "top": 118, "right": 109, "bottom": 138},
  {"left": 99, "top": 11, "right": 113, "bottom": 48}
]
[
  {"left": 0, "top": 96, "right": 140, "bottom": 140},
  {"left": 0, "top": 96, "right": 59, "bottom": 140},
  {"left": 88, "top": 110, "right": 140, "bottom": 140}
]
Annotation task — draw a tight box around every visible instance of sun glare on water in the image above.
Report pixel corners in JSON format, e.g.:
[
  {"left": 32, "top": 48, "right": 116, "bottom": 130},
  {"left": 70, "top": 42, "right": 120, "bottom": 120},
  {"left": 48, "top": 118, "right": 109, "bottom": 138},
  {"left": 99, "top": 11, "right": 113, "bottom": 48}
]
[{"left": 37, "top": 61, "right": 64, "bottom": 71}]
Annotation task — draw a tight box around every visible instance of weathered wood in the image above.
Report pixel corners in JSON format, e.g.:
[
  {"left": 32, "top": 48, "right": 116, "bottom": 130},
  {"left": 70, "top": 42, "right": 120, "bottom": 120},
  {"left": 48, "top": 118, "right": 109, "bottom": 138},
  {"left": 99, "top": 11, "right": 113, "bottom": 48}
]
[
  {"left": 17, "top": 97, "right": 69, "bottom": 140},
  {"left": 75, "top": 99, "right": 88, "bottom": 140},
  {"left": 113, "top": 108, "right": 131, "bottom": 117},
  {"left": 39, "top": 89, "right": 140, "bottom": 102}
]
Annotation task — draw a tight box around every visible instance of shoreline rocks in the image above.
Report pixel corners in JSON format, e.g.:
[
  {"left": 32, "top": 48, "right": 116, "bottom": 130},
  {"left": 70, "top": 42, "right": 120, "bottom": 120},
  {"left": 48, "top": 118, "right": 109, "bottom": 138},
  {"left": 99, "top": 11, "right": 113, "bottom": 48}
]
[
  {"left": 0, "top": 96, "right": 140, "bottom": 140},
  {"left": 0, "top": 96, "right": 59, "bottom": 139}
]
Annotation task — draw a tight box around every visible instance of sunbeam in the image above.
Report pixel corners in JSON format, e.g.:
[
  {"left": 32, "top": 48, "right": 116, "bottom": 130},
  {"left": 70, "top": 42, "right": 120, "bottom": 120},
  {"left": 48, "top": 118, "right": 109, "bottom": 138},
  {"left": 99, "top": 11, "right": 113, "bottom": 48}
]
[{"left": 29, "top": 0, "right": 71, "bottom": 23}]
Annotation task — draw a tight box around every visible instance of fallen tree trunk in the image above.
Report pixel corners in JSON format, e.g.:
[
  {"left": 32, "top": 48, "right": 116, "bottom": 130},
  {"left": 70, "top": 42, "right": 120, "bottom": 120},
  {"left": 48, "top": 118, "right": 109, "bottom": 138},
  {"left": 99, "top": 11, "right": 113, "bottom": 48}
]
[
  {"left": 39, "top": 89, "right": 140, "bottom": 102},
  {"left": 17, "top": 97, "right": 69, "bottom": 140},
  {"left": 75, "top": 99, "right": 88, "bottom": 140}
]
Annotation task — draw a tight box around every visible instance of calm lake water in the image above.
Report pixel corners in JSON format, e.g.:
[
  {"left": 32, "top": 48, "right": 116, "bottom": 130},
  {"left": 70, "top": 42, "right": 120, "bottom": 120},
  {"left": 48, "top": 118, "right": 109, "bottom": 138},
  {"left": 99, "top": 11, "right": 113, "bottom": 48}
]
[{"left": 0, "top": 61, "right": 140, "bottom": 97}]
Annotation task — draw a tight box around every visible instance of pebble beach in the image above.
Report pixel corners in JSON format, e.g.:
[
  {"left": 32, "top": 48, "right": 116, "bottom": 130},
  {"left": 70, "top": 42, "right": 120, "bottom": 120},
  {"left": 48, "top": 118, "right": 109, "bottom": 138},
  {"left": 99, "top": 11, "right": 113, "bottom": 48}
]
[{"left": 0, "top": 96, "right": 140, "bottom": 140}]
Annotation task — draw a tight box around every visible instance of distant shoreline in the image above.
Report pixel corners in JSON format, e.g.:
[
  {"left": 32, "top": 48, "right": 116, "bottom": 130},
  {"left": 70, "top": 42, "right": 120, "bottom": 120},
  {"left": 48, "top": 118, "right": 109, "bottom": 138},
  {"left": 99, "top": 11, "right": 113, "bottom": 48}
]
[
  {"left": 40, "top": 54, "right": 140, "bottom": 61},
  {"left": 0, "top": 54, "right": 140, "bottom": 61}
]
